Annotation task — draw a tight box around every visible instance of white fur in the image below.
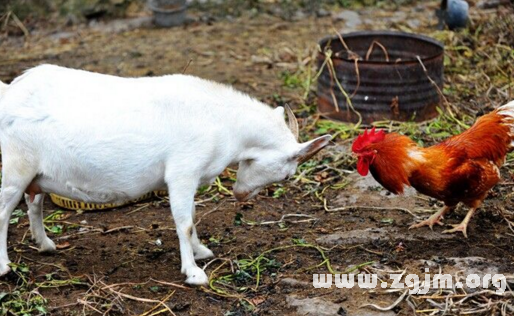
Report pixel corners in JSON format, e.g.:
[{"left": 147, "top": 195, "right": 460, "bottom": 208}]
[
  {"left": 498, "top": 100, "right": 514, "bottom": 147},
  {"left": 0, "top": 65, "right": 331, "bottom": 285}
]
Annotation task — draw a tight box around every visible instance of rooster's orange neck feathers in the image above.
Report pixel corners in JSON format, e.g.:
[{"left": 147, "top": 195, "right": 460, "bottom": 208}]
[{"left": 366, "top": 133, "right": 424, "bottom": 194}]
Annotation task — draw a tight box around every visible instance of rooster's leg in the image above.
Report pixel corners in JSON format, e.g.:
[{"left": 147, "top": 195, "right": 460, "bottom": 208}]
[
  {"left": 442, "top": 208, "right": 476, "bottom": 238},
  {"left": 409, "top": 206, "right": 452, "bottom": 230}
]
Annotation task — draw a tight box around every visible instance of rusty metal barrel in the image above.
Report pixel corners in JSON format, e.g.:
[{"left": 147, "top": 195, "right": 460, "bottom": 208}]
[{"left": 317, "top": 31, "right": 444, "bottom": 124}]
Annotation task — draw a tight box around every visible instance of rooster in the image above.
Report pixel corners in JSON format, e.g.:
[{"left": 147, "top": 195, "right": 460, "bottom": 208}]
[{"left": 351, "top": 101, "right": 514, "bottom": 237}]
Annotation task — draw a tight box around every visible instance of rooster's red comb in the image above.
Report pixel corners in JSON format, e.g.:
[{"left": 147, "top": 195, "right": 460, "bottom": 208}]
[{"left": 352, "top": 127, "right": 386, "bottom": 153}]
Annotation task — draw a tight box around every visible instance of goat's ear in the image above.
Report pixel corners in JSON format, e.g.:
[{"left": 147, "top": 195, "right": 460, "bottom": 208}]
[
  {"left": 274, "top": 106, "right": 285, "bottom": 117},
  {"left": 294, "top": 135, "right": 332, "bottom": 164}
]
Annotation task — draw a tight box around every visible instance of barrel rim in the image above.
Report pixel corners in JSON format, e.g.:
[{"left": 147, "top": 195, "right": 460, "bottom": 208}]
[{"left": 318, "top": 30, "right": 444, "bottom": 64}]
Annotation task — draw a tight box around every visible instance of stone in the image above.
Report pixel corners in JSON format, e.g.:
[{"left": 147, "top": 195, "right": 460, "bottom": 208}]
[
  {"left": 352, "top": 174, "right": 417, "bottom": 198},
  {"left": 333, "top": 10, "right": 362, "bottom": 30},
  {"left": 89, "top": 16, "right": 153, "bottom": 33},
  {"left": 450, "top": 257, "right": 499, "bottom": 277},
  {"left": 418, "top": 257, "right": 508, "bottom": 293},
  {"left": 317, "top": 227, "right": 455, "bottom": 246},
  {"left": 351, "top": 310, "right": 396, "bottom": 316},
  {"left": 286, "top": 296, "right": 344, "bottom": 316},
  {"left": 316, "top": 8, "right": 330, "bottom": 18},
  {"left": 279, "top": 278, "right": 311, "bottom": 288},
  {"left": 406, "top": 19, "right": 421, "bottom": 29}
]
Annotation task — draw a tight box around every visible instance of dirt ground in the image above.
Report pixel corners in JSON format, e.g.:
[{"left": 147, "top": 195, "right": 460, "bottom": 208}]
[{"left": 0, "top": 1, "right": 514, "bottom": 315}]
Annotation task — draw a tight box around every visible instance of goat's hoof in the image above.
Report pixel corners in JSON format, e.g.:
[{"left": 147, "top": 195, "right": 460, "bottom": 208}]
[
  {"left": 194, "top": 245, "right": 214, "bottom": 260},
  {"left": 0, "top": 259, "right": 12, "bottom": 276},
  {"left": 38, "top": 238, "right": 57, "bottom": 253},
  {"left": 184, "top": 267, "right": 209, "bottom": 286}
]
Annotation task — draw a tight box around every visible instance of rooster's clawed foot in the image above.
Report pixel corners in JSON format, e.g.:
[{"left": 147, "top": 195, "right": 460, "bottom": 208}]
[{"left": 443, "top": 223, "right": 469, "bottom": 238}]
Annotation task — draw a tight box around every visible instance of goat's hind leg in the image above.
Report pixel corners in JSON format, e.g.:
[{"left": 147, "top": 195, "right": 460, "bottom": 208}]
[
  {"left": 0, "top": 148, "right": 40, "bottom": 275},
  {"left": 26, "top": 193, "right": 56, "bottom": 253},
  {"left": 0, "top": 181, "right": 35, "bottom": 275},
  {"left": 0, "top": 186, "right": 26, "bottom": 275}
]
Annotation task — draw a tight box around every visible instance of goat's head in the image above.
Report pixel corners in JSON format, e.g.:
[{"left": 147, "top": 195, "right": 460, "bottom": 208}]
[{"left": 233, "top": 105, "right": 331, "bottom": 202}]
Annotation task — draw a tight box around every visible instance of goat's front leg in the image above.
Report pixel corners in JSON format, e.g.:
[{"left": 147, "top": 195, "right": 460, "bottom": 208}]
[
  {"left": 168, "top": 179, "right": 209, "bottom": 285},
  {"left": 25, "top": 194, "right": 56, "bottom": 253},
  {"left": 190, "top": 204, "right": 214, "bottom": 260}
]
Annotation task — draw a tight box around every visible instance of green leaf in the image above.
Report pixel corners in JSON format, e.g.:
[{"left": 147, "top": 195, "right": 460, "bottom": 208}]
[
  {"left": 234, "top": 213, "right": 243, "bottom": 226},
  {"left": 47, "top": 225, "right": 63, "bottom": 234},
  {"left": 292, "top": 238, "right": 307, "bottom": 245},
  {"left": 12, "top": 209, "right": 25, "bottom": 218},
  {"left": 381, "top": 218, "right": 394, "bottom": 225},
  {"left": 35, "top": 305, "right": 47, "bottom": 314},
  {"left": 272, "top": 187, "right": 286, "bottom": 199}
]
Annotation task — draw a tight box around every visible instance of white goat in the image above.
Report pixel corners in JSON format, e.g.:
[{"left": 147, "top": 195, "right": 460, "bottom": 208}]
[{"left": 0, "top": 64, "right": 331, "bottom": 285}]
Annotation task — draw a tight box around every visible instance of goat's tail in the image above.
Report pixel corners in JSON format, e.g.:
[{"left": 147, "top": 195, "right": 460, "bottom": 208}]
[{"left": 0, "top": 80, "right": 7, "bottom": 100}]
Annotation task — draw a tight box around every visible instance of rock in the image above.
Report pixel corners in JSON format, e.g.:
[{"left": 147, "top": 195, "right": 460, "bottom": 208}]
[
  {"left": 418, "top": 257, "right": 507, "bottom": 293},
  {"left": 450, "top": 257, "right": 499, "bottom": 277},
  {"left": 251, "top": 55, "right": 273, "bottom": 65},
  {"left": 317, "top": 228, "right": 388, "bottom": 246},
  {"left": 477, "top": 0, "right": 511, "bottom": 9},
  {"left": 317, "top": 227, "right": 454, "bottom": 246},
  {"left": 65, "top": 13, "right": 81, "bottom": 26},
  {"left": 279, "top": 278, "right": 311, "bottom": 288},
  {"left": 316, "top": 8, "right": 330, "bottom": 18},
  {"left": 390, "top": 11, "right": 407, "bottom": 23},
  {"left": 292, "top": 10, "right": 307, "bottom": 21},
  {"left": 337, "top": 194, "right": 358, "bottom": 206},
  {"left": 419, "top": 259, "right": 439, "bottom": 268},
  {"left": 333, "top": 10, "right": 362, "bottom": 30},
  {"left": 352, "top": 174, "right": 417, "bottom": 198},
  {"left": 352, "top": 174, "right": 383, "bottom": 192},
  {"left": 351, "top": 310, "right": 395, "bottom": 316},
  {"left": 89, "top": 16, "right": 153, "bottom": 33},
  {"left": 286, "top": 296, "right": 345, "bottom": 316},
  {"left": 80, "top": 0, "right": 108, "bottom": 18},
  {"left": 406, "top": 19, "right": 421, "bottom": 29},
  {"left": 49, "top": 31, "right": 76, "bottom": 41}
]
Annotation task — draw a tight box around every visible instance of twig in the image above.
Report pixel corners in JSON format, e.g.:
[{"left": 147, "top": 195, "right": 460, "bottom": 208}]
[
  {"left": 416, "top": 56, "right": 468, "bottom": 130},
  {"left": 104, "top": 283, "right": 175, "bottom": 315},
  {"left": 361, "top": 289, "right": 409, "bottom": 311},
  {"left": 139, "top": 291, "right": 176, "bottom": 316},
  {"left": 323, "top": 199, "right": 419, "bottom": 218},
  {"left": 258, "top": 213, "right": 318, "bottom": 225},
  {"left": 325, "top": 50, "right": 362, "bottom": 127},
  {"left": 126, "top": 203, "right": 150, "bottom": 215},
  {"left": 330, "top": 27, "right": 362, "bottom": 98},
  {"left": 103, "top": 225, "right": 136, "bottom": 234},
  {"left": 195, "top": 194, "right": 221, "bottom": 206},
  {"left": 77, "top": 298, "right": 104, "bottom": 314},
  {"left": 195, "top": 200, "right": 226, "bottom": 226},
  {"left": 182, "top": 59, "right": 193, "bottom": 74},
  {"left": 349, "top": 58, "right": 361, "bottom": 98},
  {"left": 149, "top": 278, "right": 191, "bottom": 290},
  {"left": 10, "top": 11, "right": 29, "bottom": 39},
  {"left": 366, "top": 41, "right": 390, "bottom": 62}
]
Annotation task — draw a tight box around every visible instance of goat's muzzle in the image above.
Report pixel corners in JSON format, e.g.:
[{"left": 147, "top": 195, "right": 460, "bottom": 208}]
[{"left": 234, "top": 190, "right": 251, "bottom": 202}]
